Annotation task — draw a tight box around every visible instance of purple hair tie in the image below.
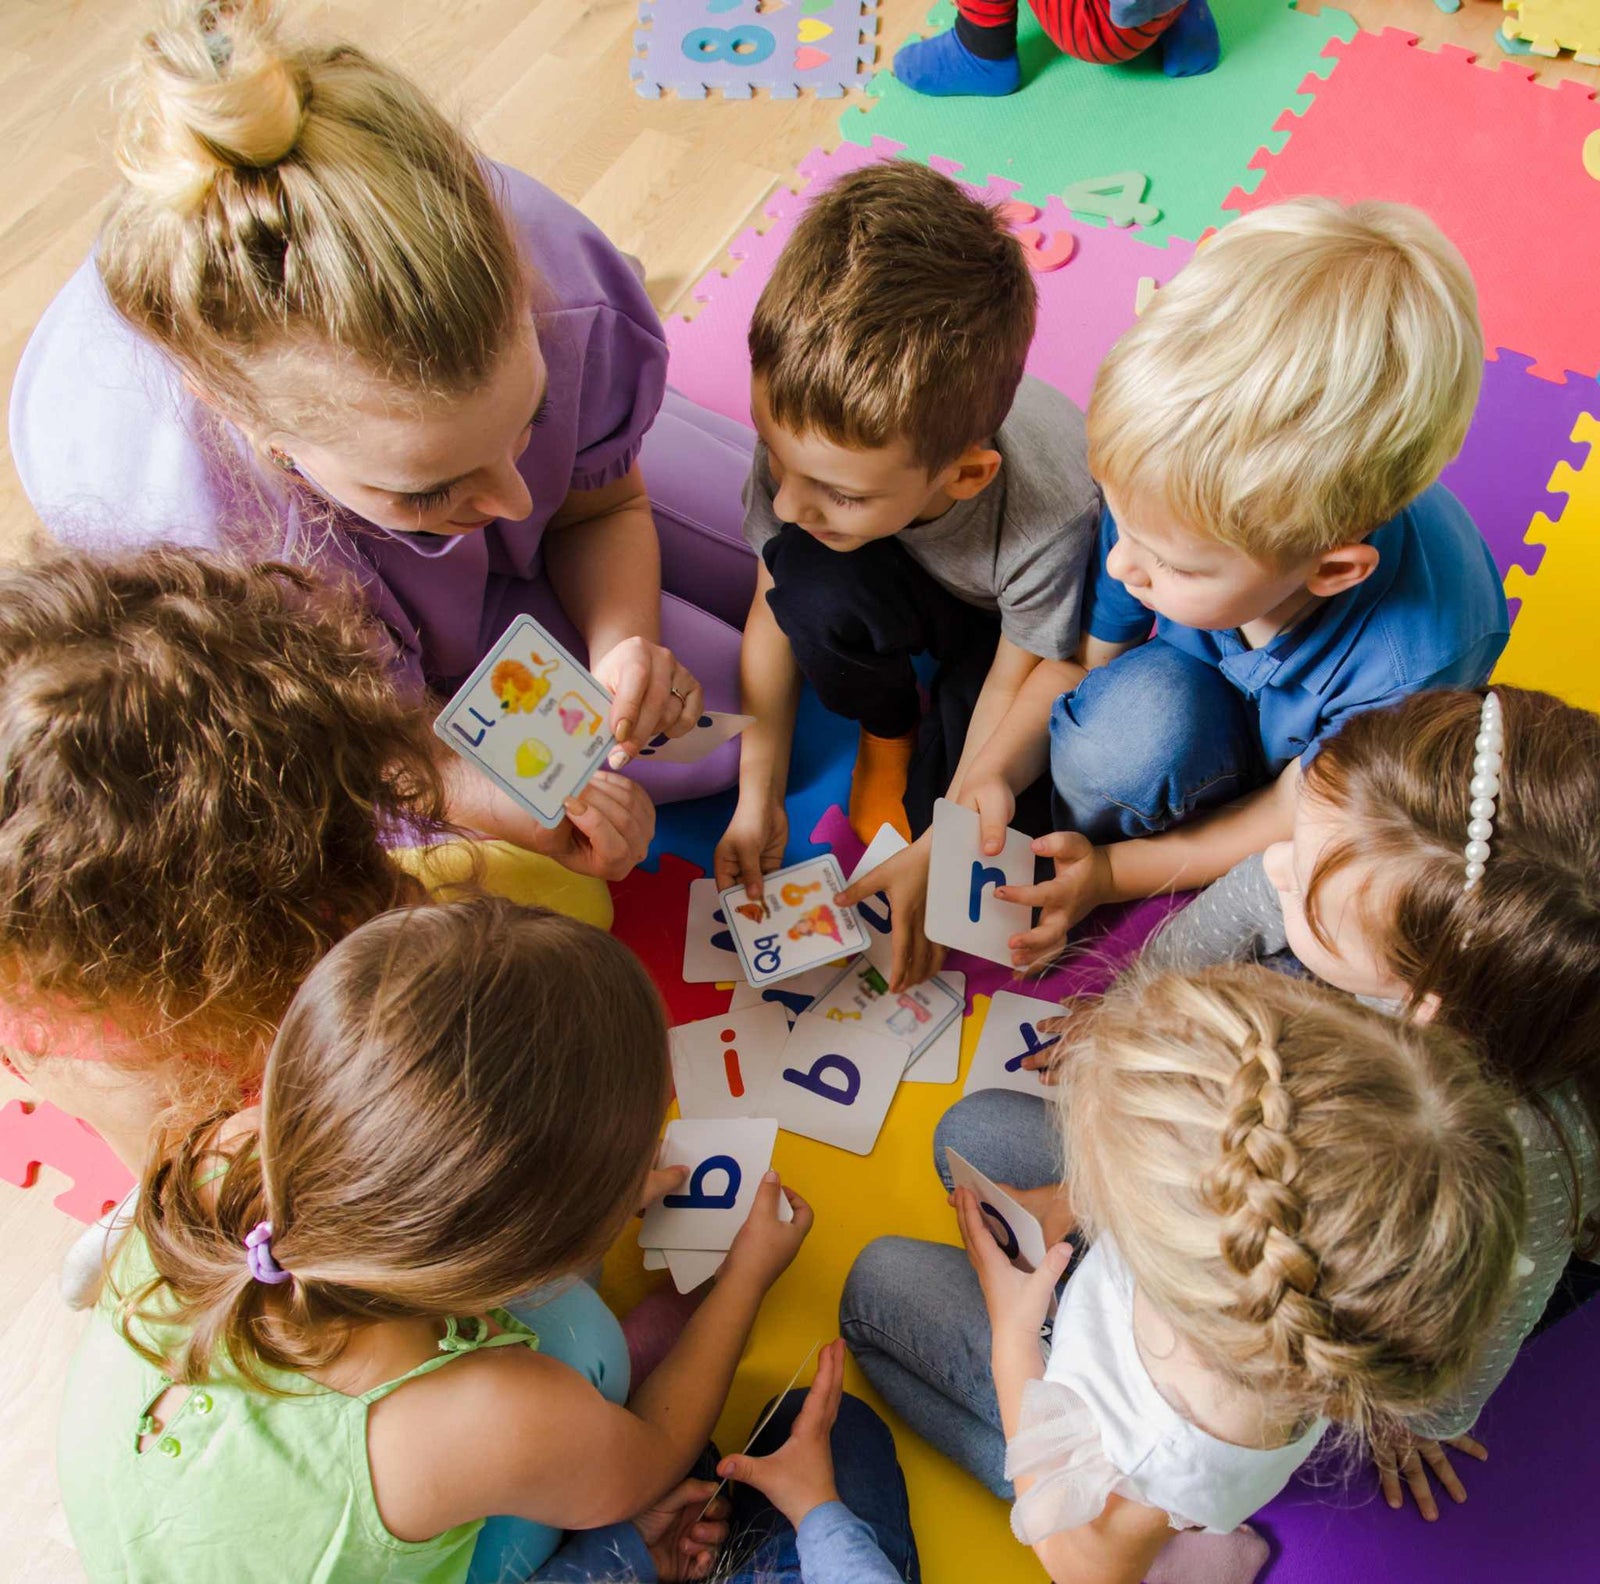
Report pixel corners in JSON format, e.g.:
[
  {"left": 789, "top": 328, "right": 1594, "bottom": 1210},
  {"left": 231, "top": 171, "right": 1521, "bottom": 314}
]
[{"left": 244, "top": 1221, "right": 291, "bottom": 1286}]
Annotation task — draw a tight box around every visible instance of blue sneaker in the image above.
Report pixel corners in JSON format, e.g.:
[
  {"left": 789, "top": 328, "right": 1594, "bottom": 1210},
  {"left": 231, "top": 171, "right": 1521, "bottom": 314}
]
[{"left": 892, "top": 27, "right": 1021, "bottom": 98}]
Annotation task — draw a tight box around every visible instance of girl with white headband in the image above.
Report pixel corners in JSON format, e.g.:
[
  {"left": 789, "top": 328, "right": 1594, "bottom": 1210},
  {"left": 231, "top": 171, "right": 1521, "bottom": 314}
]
[{"left": 933, "top": 683, "right": 1600, "bottom": 1521}]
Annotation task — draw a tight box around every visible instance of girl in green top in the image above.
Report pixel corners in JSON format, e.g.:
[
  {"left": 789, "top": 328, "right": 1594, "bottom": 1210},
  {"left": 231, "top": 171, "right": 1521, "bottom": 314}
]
[{"left": 59, "top": 896, "right": 813, "bottom": 1583}]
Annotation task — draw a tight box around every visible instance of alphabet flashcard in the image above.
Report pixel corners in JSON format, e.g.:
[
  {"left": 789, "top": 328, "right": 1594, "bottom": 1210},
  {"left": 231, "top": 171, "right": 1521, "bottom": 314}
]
[
  {"left": 670, "top": 1003, "right": 790, "bottom": 1119},
  {"left": 946, "top": 1147, "right": 1048, "bottom": 1272},
  {"left": 433, "top": 615, "right": 616, "bottom": 828},
  {"left": 925, "top": 799, "right": 1033, "bottom": 965},
  {"left": 633, "top": 711, "right": 754, "bottom": 766},
  {"left": 848, "top": 823, "right": 909, "bottom": 965},
  {"left": 683, "top": 877, "right": 745, "bottom": 984},
  {"left": 763, "top": 1012, "right": 907, "bottom": 1155},
  {"left": 903, "top": 972, "right": 965, "bottom": 1085},
  {"left": 638, "top": 1117, "right": 783, "bottom": 1254},
  {"left": 962, "top": 990, "right": 1064, "bottom": 1099},
  {"left": 726, "top": 958, "right": 847, "bottom": 1025},
  {"left": 717, "top": 855, "right": 869, "bottom": 987},
  {"left": 807, "top": 956, "right": 963, "bottom": 1064}
]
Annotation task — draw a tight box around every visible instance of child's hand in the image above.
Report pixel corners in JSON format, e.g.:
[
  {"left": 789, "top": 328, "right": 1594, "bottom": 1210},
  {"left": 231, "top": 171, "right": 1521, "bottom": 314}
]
[
  {"left": 1020, "top": 1000, "right": 1095, "bottom": 1084},
  {"left": 960, "top": 774, "right": 1018, "bottom": 858},
  {"left": 637, "top": 1164, "right": 690, "bottom": 1216},
  {"left": 723, "top": 1171, "right": 813, "bottom": 1292},
  {"left": 996, "top": 832, "right": 1112, "bottom": 972},
  {"left": 833, "top": 834, "right": 946, "bottom": 991},
  {"left": 631, "top": 1477, "right": 729, "bottom": 1580},
  {"left": 1372, "top": 1428, "right": 1486, "bottom": 1522},
  {"left": 954, "top": 1185, "right": 1076, "bottom": 1343},
  {"left": 716, "top": 1339, "right": 848, "bottom": 1529},
  {"left": 592, "top": 636, "right": 705, "bottom": 764},
  {"left": 715, "top": 795, "right": 788, "bottom": 900},
  {"left": 552, "top": 771, "right": 655, "bottom": 880}
]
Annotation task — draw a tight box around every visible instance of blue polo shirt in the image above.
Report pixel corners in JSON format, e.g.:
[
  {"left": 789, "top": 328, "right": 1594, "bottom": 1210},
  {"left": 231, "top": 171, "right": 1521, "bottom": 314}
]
[{"left": 1081, "top": 482, "right": 1509, "bottom": 768}]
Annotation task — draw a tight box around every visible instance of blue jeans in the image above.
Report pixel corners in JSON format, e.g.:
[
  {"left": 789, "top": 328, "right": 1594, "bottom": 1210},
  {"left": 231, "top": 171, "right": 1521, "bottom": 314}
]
[
  {"left": 1050, "top": 639, "right": 1269, "bottom": 843},
  {"left": 841, "top": 1093, "right": 1067, "bottom": 1500},
  {"left": 723, "top": 1392, "right": 920, "bottom": 1582}
]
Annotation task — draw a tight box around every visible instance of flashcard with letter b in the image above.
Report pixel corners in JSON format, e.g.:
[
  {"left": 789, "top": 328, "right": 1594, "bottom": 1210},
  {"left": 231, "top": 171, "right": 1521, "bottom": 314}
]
[
  {"left": 763, "top": 1013, "right": 906, "bottom": 1155},
  {"left": 718, "top": 856, "right": 868, "bottom": 987},
  {"left": 925, "top": 799, "right": 1033, "bottom": 965},
  {"left": 639, "top": 1118, "right": 781, "bottom": 1253},
  {"left": 434, "top": 615, "right": 614, "bottom": 828}
]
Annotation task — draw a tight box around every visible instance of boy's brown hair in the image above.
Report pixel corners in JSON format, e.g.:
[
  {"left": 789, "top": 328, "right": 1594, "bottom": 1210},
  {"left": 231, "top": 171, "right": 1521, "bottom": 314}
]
[
  {"left": 1303, "top": 685, "right": 1600, "bottom": 1243},
  {"left": 126, "top": 898, "right": 671, "bottom": 1388},
  {"left": 749, "top": 160, "right": 1037, "bottom": 474},
  {"left": 0, "top": 547, "right": 449, "bottom": 1095}
]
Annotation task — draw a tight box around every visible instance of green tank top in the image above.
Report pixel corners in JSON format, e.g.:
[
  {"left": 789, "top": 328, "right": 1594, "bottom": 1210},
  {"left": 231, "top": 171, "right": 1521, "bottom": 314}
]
[{"left": 58, "top": 1232, "right": 541, "bottom": 1584}]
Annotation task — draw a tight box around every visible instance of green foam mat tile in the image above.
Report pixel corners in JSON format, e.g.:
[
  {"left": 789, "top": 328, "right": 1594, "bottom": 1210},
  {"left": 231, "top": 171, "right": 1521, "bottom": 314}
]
[{"left": 839, "top": 0, "right": 1356, "bottom": 243}]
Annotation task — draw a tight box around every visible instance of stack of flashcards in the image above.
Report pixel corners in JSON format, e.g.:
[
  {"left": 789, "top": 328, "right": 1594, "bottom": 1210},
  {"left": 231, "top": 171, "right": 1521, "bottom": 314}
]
[
  {"left": 434, "top": 613, "right": 751, "bottom": 826},
  {"left": 639, "top": 1118, "right": 791, "bottom": 1292}
]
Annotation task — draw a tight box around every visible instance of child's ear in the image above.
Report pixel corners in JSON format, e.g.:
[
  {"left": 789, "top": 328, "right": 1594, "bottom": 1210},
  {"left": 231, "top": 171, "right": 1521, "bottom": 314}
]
[
  {"left": 940, "top": 445, "right": 1003, "bottom": 502},
  {"left": 1305, "top": 540, "right": 1380, "bottom": 598}
]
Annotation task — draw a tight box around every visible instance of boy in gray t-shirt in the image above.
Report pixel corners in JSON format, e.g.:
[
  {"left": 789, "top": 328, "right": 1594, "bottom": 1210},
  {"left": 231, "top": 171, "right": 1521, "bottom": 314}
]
[{"left": 713, "top": 161, "right": 1100, "bottom": 989}]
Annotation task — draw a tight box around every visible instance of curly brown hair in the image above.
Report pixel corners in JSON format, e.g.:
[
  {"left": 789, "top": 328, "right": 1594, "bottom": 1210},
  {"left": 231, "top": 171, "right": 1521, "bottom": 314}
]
[{"left": 0, "top": 547, "right": 450, "bottom": 1090}]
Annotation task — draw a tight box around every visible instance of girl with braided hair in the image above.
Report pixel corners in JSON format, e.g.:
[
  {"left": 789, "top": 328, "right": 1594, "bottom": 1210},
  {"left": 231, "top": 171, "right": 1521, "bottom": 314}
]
[
  {"left": 842, "top": 965, "right": 1523, "bottom": 1584},
  {"left": 935, "top": 682, "right": 1600, "bottom": 1520}
]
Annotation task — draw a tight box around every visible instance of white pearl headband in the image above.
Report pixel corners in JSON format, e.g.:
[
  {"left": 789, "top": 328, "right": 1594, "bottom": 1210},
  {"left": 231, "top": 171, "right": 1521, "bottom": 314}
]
[{"left": 1463, "top": 690, "right": 1502, "bottom": 892}]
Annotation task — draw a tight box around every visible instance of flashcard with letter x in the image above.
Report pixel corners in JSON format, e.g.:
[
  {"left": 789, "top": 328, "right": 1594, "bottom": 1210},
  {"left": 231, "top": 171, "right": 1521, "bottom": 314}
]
[
  {"left": 718, "top": 855, "right": 868, "bottom": 987},
  {"left": 925, "top": 799, "right": 1033, "bottom": 965},
  {"left": 434, "top": 615, "right": 615, "bottom": 828},
  {"left": 963, "top": 990, "right": 1064, "bottom": 1098}
]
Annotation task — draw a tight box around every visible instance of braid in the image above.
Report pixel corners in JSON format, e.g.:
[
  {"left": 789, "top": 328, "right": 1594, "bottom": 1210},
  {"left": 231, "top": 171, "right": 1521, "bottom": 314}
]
[{"left": 1204, "top": 1017, "right": 1333, "bottom": 1369}]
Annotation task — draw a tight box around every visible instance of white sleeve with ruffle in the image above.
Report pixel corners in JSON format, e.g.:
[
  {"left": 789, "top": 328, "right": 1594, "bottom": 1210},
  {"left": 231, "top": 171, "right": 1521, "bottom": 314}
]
[{"left": 1005, "top": 1378, "right": 1198, "bottom": 1543}]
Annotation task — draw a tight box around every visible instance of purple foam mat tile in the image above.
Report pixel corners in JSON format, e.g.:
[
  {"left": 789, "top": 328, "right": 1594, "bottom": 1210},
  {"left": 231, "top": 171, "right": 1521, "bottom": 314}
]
[
  {"left": 667, "top": 138, "right": 1195, "bottom": 426},
  {"left": 1256, "top": 1304, "right": 1600, "bottom": 1584},
  {"left": 808, "top": 802, "right": 1188, "bottom": 1017},
  {"left": 1441, "top": 350, "right": 1599, "bottom": 586},
  {"left": 631, "top": 0, "right": 877, "bottom": 101}
]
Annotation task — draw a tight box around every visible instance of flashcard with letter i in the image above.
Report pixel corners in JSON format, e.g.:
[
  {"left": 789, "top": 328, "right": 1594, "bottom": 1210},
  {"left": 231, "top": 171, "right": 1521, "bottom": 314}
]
[
  {"left": 670, "top": 1004, "right": 789, "bottom": 1119},
  {"left": 717, "top": 855, "right": 868, "bottom": 987},
  {"left": 925, "top": 798, "right": 1033, "bottom": 965},
  {"left": 433, "top": 615, "right": 614, "bottom": 828}
]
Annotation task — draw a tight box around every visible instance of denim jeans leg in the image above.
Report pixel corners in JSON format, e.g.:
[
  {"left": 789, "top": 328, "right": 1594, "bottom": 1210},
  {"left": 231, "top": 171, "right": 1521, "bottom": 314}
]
[
  {"left": 724, "top": 1393, "right": 920, "bottom": 1582},
  {"left": 932, "top": 1091, "right": 1062, "bottom": 1194},
  {"left": 840, "top": 1237, "right": 1013, "bottom": 1497},
  {"left": 1049, "top": 640, "right": 1268, "bottom": 843}
]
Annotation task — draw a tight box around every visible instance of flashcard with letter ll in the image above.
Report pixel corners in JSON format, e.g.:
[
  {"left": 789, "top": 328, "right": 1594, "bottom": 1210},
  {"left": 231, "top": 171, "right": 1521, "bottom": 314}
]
[
  {"left": 433, "top": 615, "right": 614, "bottom": 828},
  {"left": 760, "top": 1012, "right": 907, "bottom": 1155},
  {"left": 946, "top": 1147, "right": 1048, "bottom": 1272},
  {"left": 717, "top": 855, "right": 868, "bottom": 987},
  {"left": 639, "top": 1117, "right": 782, "bottom": 1253},
  {"left": 633, "top": 711, "right": 754, "bottom": 766},
  {"left": 670, "top": 1004, "right": 790, "bottom": 1119},
  {"left": 808, "top": 956, "right": 963, "bottom": 1063},
  {"left": 925, "top": 799, "right": 1033, "bottom": 965},
  {"left": 963, "top": 990, "right": 1064, "bottom": 1098}
]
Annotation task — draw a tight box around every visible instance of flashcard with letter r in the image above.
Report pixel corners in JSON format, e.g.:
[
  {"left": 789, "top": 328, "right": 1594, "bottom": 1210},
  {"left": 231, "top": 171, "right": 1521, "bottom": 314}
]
[{"left": 925, "top": 799, "right": 1033, "bottom": 965}]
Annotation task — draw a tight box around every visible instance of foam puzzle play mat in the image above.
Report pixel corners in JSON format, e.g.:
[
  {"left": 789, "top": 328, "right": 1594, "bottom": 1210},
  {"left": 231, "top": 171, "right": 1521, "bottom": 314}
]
[{"left": 6, "top": 3, "right": 1600, "bottom": 1582}]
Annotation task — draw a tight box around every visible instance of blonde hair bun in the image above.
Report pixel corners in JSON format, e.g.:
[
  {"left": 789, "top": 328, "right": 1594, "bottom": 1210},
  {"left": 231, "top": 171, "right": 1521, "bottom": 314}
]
[{"left": 117, "top": 2, "right": 306, "bottom": 212}]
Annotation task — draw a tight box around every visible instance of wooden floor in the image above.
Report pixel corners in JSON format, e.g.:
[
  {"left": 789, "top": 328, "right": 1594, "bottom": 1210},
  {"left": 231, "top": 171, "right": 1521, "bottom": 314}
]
[{"left": 0, "top": 1, "right": 1593, "bottom": 1579}]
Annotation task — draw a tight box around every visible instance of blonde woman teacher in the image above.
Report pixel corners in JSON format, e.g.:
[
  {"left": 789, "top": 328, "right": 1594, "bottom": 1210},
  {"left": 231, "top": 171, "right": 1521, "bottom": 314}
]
[{"left": 11, "top": 1, "right": 758, "bottom": 877}]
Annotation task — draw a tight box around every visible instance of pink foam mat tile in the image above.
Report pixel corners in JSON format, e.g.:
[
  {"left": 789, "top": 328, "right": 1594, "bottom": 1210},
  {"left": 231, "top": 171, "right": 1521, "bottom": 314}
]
[
  {"left": 667, "top": 137, "right": 1195, "bottom": 425},
  {"left": 1225, "top": 28, "right": 1600, "bottom": 382}
]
